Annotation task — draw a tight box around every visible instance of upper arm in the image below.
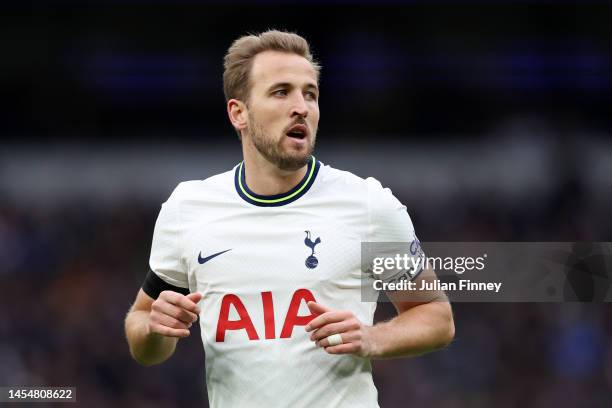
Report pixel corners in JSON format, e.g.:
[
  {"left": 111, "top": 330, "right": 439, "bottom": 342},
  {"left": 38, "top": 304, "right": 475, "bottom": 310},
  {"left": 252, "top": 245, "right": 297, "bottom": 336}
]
[
  {"left": 134, "top": 186, "right": 191, "bottom": 314},
  {"left": 366, "top": 176, "right": 427, "bottom": 311},
  {"left": 149, "top": 188, "right": 189, "bottom": 290},
  {"left": 386, "top": 265, "right": 449, "bottom": 314},
  {"left": 365, "top": 178, "right": 451, "bottom": 315}
]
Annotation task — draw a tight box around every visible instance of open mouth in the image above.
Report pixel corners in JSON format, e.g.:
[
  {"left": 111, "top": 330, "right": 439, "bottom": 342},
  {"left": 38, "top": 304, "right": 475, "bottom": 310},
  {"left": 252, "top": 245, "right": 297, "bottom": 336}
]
[{"left": 286, "top": 124, "right": 308, "bottom": 140}]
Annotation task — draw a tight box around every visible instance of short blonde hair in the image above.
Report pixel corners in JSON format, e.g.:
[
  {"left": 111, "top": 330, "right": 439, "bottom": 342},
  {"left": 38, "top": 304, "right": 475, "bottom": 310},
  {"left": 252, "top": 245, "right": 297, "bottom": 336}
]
[{"left": 223, "top": 30, "right": 320, "bottom": 103}]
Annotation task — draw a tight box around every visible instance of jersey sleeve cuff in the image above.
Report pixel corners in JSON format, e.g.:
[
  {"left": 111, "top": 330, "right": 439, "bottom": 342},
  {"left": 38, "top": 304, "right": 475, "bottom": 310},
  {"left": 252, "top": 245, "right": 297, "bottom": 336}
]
[{"left": 142, "top": 269, "right": 190, "bottom": 299}]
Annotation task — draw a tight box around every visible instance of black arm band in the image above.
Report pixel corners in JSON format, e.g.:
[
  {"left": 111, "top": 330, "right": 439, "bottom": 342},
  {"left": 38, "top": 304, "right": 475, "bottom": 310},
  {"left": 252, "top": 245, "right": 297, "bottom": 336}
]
[{"left": 142, "top": 269, "right": 190, "bottom": 299}]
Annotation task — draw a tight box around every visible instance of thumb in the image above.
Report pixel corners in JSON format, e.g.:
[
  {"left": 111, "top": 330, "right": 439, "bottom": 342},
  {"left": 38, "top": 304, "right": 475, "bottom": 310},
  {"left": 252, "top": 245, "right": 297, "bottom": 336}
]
[
  {"left": 186, "top": 292, "right": 203, "bottom": 304},
  {"left": 307, "top": 301, "right": 332, "bottom": 315}
]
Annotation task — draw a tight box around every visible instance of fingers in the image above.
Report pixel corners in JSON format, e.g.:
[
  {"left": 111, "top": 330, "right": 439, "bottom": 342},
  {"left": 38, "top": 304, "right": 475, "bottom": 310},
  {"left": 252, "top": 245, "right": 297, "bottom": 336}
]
[
  {"left": 186, "top": 292, "right": 203, "bottom": 304},
  {"left": 304, "top": 303, "right": 370, "bottom": 356},
  {"left": 152, "top": 312, "right": 192, "bottom": 330},
  {"left": 305, "top": 309, "right": 351, "bottom": 333},
  {"left": 152, "top": 301, "right": 197, "bottom": 325},
  {"left": 149, "top": 291, "right": 202, "bottom": 339},
  {"left": 149, "top": 322, "right": 191, "bottom": 338},
  {"left": 315, "top": 331, "right": 356, "bottom": 348},
  {"left": 148, "top": 314, "right": 194, "bottom": 338},
  {"left": 306, "top": 301, "right": 332, "bottom": 315},
  {"left": 309, "top": 319, "right": 360, "bottom": 342},
  {"left": 160, "top": 290, "right": 201, "bottom": 314},
  {"left": 324, "top": 343, "right": 361, "bottom": 355},
  {"left": 313, "top": 331, "right": 367, "bottom": 356}
]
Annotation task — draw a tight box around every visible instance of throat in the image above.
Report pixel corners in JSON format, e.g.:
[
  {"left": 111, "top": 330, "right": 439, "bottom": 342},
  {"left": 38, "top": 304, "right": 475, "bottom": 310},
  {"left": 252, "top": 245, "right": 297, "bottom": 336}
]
[{"left": 243, "top": 160, "right": 309, "bottom": 196}]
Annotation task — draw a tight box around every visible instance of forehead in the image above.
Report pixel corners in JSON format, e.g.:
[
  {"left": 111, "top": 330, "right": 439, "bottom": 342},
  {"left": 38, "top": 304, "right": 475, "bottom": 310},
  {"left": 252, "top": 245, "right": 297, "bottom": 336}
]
[{"left": 250, "top": 50, "right": 317, "bottom": 89}]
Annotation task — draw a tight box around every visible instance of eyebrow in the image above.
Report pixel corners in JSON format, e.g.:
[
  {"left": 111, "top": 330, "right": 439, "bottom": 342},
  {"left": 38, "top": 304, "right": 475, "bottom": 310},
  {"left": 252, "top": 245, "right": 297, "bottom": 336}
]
[{"left": 267, "top": 82, "right": 319, "bottom": 92}]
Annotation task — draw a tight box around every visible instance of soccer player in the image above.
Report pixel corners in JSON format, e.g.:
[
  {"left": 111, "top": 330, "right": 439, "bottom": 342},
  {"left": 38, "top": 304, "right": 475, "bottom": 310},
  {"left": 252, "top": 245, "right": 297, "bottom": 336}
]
[{"left": 124, "top": 30, "right": 454, "bottom": 407}]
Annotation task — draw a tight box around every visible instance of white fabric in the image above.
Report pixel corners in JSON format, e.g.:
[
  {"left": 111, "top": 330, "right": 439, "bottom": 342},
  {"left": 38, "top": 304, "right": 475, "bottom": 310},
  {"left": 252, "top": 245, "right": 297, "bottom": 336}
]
[{"left": 148, "top": 162, "right": 419, "bottom": 408}]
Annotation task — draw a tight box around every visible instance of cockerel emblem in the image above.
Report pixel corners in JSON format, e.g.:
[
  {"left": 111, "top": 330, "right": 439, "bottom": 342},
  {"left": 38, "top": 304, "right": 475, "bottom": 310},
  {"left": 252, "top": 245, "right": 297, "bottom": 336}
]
[{"left": 304, "top": 231, "right": 322, "bottom": 269}]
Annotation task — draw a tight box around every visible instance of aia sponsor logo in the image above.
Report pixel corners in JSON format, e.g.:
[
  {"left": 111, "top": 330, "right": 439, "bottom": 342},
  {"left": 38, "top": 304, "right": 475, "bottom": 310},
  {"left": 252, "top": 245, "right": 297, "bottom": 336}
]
[{"left": 216, "top": 289, "right": 317, "bottom": 342}]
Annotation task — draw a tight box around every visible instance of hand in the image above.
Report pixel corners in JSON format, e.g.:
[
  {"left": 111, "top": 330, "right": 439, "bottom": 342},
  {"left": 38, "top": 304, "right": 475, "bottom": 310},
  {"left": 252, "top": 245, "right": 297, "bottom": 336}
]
[
  {"left": 305, "top": 301, "right": 374, "bottom": 357},
  {"left": 148, "top": 291, "right": 202, "bottom": 338}
]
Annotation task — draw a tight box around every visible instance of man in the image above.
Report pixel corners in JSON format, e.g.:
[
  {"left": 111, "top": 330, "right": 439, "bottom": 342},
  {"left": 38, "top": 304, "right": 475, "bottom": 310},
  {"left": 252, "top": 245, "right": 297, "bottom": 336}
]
[{"left": 125, "top": 30, "right": 454, "bottom": 407}]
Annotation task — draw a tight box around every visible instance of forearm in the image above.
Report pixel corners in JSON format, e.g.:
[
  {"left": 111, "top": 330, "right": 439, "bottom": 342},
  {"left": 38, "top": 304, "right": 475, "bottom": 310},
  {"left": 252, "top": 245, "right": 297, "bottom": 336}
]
[
  {"left": 125, "top": 310, "right": 178, "bottom": 366},
  {"left": 368, "top": 301, "right": 454, "bottom": 359}
]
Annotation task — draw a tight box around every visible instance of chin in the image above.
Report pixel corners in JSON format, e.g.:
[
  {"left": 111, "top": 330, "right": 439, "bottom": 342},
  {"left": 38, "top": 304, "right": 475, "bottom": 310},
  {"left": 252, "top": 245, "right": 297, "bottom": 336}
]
[{"left": 276, "top": 153, "right": 311, "bottom": 171}]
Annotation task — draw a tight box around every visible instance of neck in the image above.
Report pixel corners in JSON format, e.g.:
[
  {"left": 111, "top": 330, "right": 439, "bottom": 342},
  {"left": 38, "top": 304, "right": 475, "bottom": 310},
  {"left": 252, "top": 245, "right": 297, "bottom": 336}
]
[{"left": 241, "top": 147, "right": 308, "bottom": 196}]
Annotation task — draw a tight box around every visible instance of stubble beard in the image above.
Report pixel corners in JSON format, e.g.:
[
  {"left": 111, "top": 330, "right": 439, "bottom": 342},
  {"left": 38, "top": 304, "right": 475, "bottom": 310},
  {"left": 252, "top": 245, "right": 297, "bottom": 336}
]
[{"left": 248, "top": 113, "right": 316, "bottom": 172}]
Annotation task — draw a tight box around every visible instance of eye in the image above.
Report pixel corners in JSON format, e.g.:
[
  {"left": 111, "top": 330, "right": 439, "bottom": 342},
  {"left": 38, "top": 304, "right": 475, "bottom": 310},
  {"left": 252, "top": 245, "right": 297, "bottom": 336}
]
[
  {"left": 273, "top": 89, "right": 288, "bottom": 97},
  {"left": 305, "top": 91, "right": 318, "bottom": 101}
]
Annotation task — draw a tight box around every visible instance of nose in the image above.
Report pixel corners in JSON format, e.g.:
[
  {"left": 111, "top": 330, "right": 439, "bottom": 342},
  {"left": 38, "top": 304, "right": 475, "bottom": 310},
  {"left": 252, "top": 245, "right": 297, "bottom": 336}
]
[{"left": 290, "top": 93, "right": 308, "bottom": 118}]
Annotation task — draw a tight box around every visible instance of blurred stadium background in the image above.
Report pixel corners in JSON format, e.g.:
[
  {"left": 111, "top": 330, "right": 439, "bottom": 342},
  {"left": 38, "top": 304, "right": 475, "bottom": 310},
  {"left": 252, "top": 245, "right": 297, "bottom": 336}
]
[{"left": 2, "top": 1, "right": 612, "bottom": 407}]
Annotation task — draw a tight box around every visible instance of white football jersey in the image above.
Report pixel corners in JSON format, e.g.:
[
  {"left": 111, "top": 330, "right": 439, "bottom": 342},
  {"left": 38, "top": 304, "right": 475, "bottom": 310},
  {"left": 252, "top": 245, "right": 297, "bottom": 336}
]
[{"left": 146, "top": 156, "right": 419, "bottom": 408}]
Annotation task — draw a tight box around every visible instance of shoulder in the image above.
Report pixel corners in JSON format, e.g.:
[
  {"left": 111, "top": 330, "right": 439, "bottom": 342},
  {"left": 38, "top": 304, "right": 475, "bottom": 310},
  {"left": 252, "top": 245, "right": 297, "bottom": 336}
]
[
  {"left": 317, "top": 162, "right": 373, "bottom": 194},
  {"left": 318, "top": 162, "right": 399, "bottom": 207},
  {"left": 165, "top": 167, "right": 236, "bottom": 204}
]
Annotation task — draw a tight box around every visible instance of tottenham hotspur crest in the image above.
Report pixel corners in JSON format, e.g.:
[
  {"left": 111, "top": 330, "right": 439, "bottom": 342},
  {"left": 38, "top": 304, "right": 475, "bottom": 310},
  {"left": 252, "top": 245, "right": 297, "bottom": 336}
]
[{"left": 304, "top": 231, "right": 321, "bottom": 269}]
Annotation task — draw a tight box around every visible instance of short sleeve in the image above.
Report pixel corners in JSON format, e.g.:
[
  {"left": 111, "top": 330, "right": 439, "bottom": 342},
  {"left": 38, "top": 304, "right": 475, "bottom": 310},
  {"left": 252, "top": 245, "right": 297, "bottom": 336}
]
[
  {"left": 365, "top": 177, "right": 425, "bottom": 282},
  {"left": 145, "top": 188, "right": 189, "bottom": 298},
  {"left": 366, "top": 177, "right": 417, "bottom": 243}
]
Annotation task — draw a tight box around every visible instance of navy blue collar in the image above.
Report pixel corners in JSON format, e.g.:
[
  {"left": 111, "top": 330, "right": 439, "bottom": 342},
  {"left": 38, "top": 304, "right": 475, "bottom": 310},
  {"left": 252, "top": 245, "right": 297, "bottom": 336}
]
[{"left": 234, "top": 156, "right": 321, "bottom": 207}]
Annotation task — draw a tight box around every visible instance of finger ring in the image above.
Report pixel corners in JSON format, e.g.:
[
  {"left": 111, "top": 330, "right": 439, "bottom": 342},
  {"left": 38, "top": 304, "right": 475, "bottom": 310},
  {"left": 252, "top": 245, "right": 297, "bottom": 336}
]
[{"left": 326, "top": 334, "right": 343, "bottom": 346}]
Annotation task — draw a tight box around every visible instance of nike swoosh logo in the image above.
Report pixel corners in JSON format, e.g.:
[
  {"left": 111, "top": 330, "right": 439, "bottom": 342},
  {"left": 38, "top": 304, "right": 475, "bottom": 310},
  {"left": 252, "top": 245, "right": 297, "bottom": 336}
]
[{"left": 198, "top": 249, "right": 232, "bottom": 265}]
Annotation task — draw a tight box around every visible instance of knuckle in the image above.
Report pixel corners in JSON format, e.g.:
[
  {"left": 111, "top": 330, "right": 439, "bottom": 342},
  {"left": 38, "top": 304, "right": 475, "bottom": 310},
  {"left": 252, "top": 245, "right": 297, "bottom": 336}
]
[
  {"left": 183, "top": 303, "right": 196, "bottom": 314},
  {"left": 167, "top": 306, "right": 180, "bottom": 319},
  {"left": 170, "top": 319, "right": 185, "bottom": 329},
  {"left": 154, "top": 297, "right": 170, "bottom": 310},
  {"left": 159, "top": 290, "right": 173, "bottom": 300}
]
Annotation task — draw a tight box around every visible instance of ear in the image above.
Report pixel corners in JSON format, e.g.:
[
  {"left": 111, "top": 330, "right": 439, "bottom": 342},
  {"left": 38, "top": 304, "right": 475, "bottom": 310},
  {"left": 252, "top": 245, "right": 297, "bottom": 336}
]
[{"left": 227, "top": 99, "right": 248, "bottom": 134}]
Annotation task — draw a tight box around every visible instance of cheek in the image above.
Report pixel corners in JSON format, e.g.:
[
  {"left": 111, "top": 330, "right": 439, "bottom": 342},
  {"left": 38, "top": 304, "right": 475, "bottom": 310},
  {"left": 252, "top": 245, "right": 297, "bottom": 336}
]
[
  {"left": 310, "top": 103, "right": 320, "bottom": 118},
  {"left": 251, "top": 110, "right": 279, "bottom": 128},
  {"left": 310, "top": 109, "right": 320, "bottom": 128},
  {"left": 257, "top": 114, "right": 286, "bottom": 137}
]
